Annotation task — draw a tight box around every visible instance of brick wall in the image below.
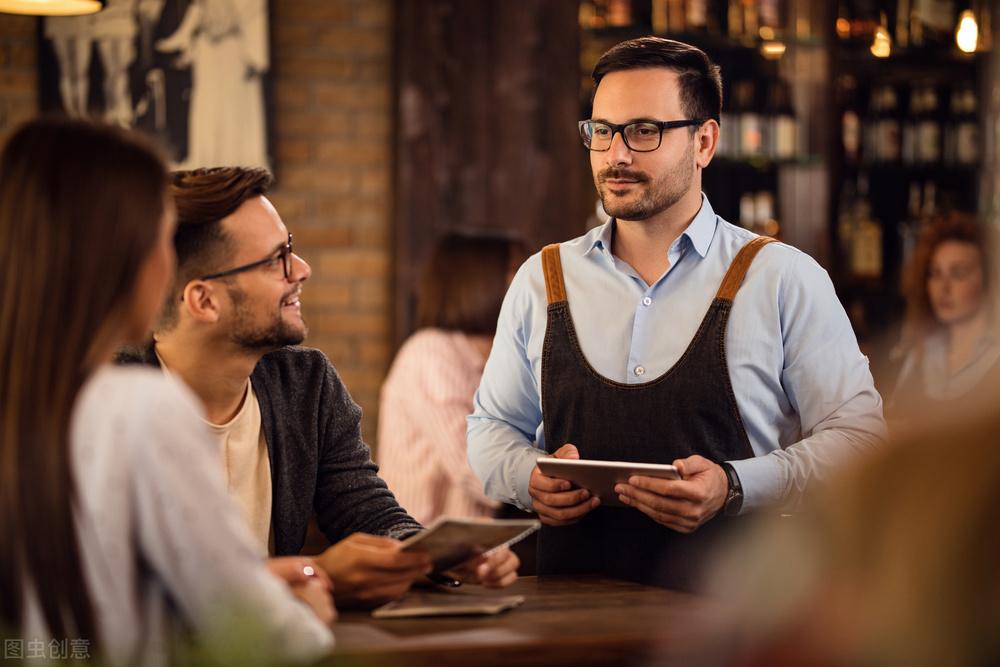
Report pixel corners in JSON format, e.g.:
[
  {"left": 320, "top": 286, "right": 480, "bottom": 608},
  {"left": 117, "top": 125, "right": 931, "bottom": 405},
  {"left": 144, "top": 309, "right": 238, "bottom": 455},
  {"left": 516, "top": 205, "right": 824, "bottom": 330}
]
[
  {"left": 0, "top": 0, "right": 395, "bottom": 443},
  {"left": 0, "top": 15, "right": 37, "bottom": 136},
  {"left": 270, "top": 0, "right": 393, "bottom": 442}
]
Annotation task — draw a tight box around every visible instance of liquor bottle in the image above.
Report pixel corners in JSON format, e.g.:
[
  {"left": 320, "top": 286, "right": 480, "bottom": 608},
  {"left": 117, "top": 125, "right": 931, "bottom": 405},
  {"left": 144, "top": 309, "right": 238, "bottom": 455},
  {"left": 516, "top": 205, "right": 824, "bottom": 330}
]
[
  {"left": 652, "top": 0, "right": 669, "bottom": 33},
  {"left": 850, "top": 175, "right": 883, "bottom": 278},
  {"left": 902, "top": 85, "right": 920, "bottom": 164},
  {"left": 849, "top": 0, "right": 881, "bottom": 42},
  {"left": 579, "top": 0, "right": 603, "bottom": 29},
  {"left": 727, "top": 0, "right": 745, "bottom": 39},
  {"left": 741, "top": 0, "right": 759, "bottom": 39},
  {"left": 896, "top": 0, "right": 911, "bottom": 47},
  {"left": 737, "top": 79, "right": 764, "bottom": 158},
  {"left": 605, "top": 0, "right": 632, "bottom": 27},
  {"left": 789, "top": 0, "right": 813, "bottom": 40},
  {"left": 912, "top": 0, "right": 957, "bottom": 46},
  {"left": 915, "top": 85, "right": 942, "bottom": 164},
  {"left": 874, "top": 86, "right": 901, "bottom": 162},
  {"left": 945, "top": 86, "right": 961, "bottom": 164},
  {"left": 739, "top": 192, "right": 756, "bottom": 228},
  {"left": 759, "top": 0, "right": 784, "bottom": 38},
  {"left": 837, "top": 179, "right": 858, "bottom": 260},
  {"left": 686, "top": 0, "right": 710, "bottom": 31},
  {"left": 862, "top": 87, "right": 878, "bottom": 162},
  {"left": 955, "top": 85, "right": 979, "bottom": 165},
  {"left": 769, "top": 79, "right": 798, "bottom": 159},
  {"left": 667, "top": 0, "right": 686, "bottom": 31},
  {"left": 841, "top": 76, "right": 862, "bottom": 163},
  {"left": 719, "top": 80, "right": 736, "bottom": 158},
  {"left": 898, "top": 181, "right": 923, "bottom": 270},
  {"left": 753, "top": 190, "right": 781, "bottom": 237},
  {"left": 978, "top": 0, "right": 993, "bottom": 51}
]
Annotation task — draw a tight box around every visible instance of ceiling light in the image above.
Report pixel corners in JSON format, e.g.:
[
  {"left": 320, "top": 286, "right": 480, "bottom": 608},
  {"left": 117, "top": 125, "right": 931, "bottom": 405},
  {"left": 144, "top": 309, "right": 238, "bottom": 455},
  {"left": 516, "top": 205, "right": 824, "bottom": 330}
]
[
  {"left": 0, "top": 0, "right": 102, "bottom": 16},
  {"left": 956, "top": 9, "right": 979, "bottom": 53}
]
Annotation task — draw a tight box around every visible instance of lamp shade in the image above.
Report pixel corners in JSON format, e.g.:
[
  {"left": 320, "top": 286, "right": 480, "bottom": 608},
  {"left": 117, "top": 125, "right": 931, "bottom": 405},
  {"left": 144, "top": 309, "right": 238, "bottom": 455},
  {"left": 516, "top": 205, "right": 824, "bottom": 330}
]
[{"left": 0, "top": 0, "right": 101, "bottom": 16}]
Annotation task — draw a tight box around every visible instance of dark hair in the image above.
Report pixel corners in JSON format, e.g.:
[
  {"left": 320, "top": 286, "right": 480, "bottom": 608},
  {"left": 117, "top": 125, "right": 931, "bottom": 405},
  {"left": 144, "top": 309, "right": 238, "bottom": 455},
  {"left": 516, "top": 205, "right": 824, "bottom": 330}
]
[
  {"left": 0, "top": 118, "right": 169, "bottom": 646},
  {"left": 901, "top": 213, "right": 992, "bottom": 347},
  {"left": 159, "top": 166, "right": 274, "bottom": 328},
  {"left": 592, "top": 37, "right": 723, "bottom": 124},
  {"left": 417, "top": 233, "right": 527, "bottom": 336}
]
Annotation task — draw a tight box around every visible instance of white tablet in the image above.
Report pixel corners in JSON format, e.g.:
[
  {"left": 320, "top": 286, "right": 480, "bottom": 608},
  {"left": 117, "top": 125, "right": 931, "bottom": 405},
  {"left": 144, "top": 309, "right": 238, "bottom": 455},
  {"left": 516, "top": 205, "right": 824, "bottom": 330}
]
[
  {"left": 535, "top": 458, "right": 680, "bottom": 508},
  {"left": 399, "top": 516, "right": 540, "bottom": 573}
]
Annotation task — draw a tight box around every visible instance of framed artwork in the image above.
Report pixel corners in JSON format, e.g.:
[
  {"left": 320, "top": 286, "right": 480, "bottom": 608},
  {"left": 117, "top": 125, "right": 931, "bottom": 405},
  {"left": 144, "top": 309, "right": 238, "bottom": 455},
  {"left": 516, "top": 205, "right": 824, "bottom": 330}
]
[{"left": 39, "top": 0, "right": 272, "bottom": 170}]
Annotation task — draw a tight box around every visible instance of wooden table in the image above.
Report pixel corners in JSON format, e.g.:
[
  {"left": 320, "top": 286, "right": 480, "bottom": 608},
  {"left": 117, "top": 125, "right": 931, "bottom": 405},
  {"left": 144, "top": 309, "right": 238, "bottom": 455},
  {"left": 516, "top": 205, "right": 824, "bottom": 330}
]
[{"left": 328, "top": 576, "right": 727, "bottom": 667}]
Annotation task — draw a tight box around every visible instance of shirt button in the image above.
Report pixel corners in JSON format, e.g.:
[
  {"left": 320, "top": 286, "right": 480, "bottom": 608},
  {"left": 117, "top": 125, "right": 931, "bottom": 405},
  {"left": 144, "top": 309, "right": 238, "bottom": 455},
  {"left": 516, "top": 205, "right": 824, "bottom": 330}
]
[
  {"left": 642, "top": 296, "right": 652, "bottom": 306},
  {"left": 634, "top": 366, "right": 645, "bottom": 377}
]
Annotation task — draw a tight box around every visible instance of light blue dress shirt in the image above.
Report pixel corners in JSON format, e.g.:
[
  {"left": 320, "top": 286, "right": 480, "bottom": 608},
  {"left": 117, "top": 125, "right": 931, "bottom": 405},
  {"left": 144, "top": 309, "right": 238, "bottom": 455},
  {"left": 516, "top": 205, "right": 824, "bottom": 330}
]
[{"left": 468, "top": 194, "right": 887, "bottom": 514}]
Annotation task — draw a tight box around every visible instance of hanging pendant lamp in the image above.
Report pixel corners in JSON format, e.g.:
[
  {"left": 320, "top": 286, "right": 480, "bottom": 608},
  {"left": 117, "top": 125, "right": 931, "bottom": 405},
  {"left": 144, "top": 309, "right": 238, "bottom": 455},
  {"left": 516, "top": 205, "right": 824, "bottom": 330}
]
[{"left": 0, "top": 0, "right": 102, "bottom": 16}]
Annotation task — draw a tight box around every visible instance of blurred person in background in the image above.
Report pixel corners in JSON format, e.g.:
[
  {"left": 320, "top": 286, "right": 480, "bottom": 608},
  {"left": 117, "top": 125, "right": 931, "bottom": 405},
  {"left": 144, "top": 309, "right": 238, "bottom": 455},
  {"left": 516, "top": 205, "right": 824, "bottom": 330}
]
[
  {"left": 889, "top": 215, "right": 998, "bottom": 421},
  {"left": 377, "top": 233, "right": 526, "bottom": 525},
  {"left": 700, "top": 409, "right": 1000, "bottom": 667},
  {"left": 0, "top": 119, "right": 333, "bottom": 666}
]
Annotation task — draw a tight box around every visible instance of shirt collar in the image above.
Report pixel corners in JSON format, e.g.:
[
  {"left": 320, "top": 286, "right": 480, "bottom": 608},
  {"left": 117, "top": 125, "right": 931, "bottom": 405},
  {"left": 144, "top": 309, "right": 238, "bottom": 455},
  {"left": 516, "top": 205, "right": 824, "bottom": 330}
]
[{"left": 583, "top": 193, "right": 717, "bottom": 259}]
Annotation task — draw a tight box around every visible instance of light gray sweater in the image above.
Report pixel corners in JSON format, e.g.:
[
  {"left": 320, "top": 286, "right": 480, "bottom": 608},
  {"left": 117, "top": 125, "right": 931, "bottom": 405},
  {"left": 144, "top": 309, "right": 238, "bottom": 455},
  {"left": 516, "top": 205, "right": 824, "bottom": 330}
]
[{"left": 21, "top": 366, "right": 334, "bottom": 666}]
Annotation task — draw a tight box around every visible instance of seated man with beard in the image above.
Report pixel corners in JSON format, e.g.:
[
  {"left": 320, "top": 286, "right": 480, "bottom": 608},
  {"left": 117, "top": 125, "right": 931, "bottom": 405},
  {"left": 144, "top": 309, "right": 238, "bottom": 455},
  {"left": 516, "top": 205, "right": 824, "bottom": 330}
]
[{"left": 122, "top": 167, "right": 519, "bottom": 607}]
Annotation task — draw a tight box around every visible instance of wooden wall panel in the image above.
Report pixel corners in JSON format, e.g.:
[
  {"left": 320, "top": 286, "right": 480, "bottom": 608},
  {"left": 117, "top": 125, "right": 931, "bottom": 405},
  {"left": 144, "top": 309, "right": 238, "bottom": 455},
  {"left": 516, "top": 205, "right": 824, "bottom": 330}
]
[{"left": 393, "top": 0, "right": 584, "bottom": 343}]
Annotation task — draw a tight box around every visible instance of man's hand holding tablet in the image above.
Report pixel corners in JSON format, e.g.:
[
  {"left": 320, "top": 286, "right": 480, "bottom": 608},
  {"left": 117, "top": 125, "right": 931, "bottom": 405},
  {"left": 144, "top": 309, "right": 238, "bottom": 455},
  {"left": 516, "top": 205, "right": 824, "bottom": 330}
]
[{"left": 528, "top": 444, "right": 601, "bottom": 526}]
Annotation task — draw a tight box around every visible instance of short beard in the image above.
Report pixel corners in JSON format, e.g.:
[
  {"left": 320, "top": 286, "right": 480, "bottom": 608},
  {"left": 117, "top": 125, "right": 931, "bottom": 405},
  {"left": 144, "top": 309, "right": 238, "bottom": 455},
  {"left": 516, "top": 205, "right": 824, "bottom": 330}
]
[
  {"left": 596, "top": 139, "right": 695, "bottom": 221},
  {"left": 227, "top": 285, "right": 306, "bottom": 351}
]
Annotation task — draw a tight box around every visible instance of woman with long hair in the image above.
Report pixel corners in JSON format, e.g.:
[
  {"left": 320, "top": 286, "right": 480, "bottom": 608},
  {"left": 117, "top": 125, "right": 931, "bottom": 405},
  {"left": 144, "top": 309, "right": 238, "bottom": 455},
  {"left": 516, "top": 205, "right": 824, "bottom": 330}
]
[
  {"left": 889, "top": 215, "right": 998, "bottom": 420},
  {"left": 0, "top": 118, "right": 333, "bottom": 664},
  {"left": 377, "top": 233, "right": 525, "bottom": 525}
]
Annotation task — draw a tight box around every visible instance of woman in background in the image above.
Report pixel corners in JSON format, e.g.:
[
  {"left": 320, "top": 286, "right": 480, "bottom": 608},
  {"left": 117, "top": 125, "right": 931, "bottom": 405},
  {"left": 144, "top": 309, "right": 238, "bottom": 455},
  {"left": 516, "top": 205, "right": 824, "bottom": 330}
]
[
  {"left": 378, "top": 233, "right": 525, "bottom": 524},
  {"left": 889, "top": 215, "right": 998, "bottom": 420},
  {"left": 0, "top": 118, "right": 332, "bottom": 665}
]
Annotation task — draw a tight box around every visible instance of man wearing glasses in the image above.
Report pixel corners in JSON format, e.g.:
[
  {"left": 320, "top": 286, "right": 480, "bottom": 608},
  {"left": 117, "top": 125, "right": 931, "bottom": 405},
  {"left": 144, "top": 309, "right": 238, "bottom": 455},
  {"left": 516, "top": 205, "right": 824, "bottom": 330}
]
[
  {"left": 468, "top": 37, "right": 885, "bottom": 590},
  {"left": 123, "top": 167, "right": 519, "bottom": 607}
]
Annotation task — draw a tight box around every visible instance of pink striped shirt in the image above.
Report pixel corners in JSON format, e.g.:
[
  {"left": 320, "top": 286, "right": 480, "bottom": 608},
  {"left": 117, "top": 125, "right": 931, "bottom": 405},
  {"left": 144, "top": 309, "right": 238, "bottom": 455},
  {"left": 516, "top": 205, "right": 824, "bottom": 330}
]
[{"left": 377, "top": 328, "right": 500, "bottom": 524}]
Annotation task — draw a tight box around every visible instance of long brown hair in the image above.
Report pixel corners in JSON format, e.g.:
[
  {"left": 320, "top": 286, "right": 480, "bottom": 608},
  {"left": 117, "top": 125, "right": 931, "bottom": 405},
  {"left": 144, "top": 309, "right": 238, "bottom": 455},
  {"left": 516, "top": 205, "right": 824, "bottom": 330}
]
[
  {"left": 416, "top": 233, "right": 526, "bottom": 336},
  {"left": 900, "top": 213, "right": 993, "bottom": 352},
  {"left": 0, "top": 119, "right": 169, "bottom": 645}
]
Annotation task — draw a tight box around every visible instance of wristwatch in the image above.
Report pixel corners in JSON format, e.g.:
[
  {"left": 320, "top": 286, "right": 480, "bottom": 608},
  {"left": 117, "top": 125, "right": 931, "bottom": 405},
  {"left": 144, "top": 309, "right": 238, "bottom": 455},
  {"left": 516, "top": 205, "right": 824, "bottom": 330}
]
[{"left": 720, "top": 462, "right": 743, "bottom": 517}]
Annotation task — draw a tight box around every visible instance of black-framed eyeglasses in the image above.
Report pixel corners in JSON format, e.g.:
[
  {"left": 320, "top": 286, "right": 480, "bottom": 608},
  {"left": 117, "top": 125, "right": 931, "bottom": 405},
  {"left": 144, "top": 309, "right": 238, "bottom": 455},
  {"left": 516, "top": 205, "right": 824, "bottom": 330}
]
[
  {"left": 199, "top": 233, "right": 294, "bottom": 281},
  {"left": 578, "top": 118, "right": 708, "bottom": 152}
]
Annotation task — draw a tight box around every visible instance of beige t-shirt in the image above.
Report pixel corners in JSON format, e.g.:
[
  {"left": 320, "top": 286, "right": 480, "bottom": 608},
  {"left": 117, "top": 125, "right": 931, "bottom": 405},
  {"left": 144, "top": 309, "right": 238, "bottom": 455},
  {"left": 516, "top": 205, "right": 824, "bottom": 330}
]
[{"left": 202, "top": 381, "right": 273, "bottom": 556}]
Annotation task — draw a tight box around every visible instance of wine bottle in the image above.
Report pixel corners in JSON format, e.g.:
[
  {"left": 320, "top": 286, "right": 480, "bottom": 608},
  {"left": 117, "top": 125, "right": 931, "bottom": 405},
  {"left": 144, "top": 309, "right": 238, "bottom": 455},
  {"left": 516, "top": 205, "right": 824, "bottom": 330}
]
[
  {"left": 686, "top": 0, "right": 710, "bottom": 31},
  {"left": 738, "top": 79, "right": 764, "bottom": 158},
  {"left": 916, "top": 85, "right": 942, "bottom": 164},
  {"left": 850, "top": 175, "right": 883, "bottom": 279},
  {"left": 753, "top": 190, "right": 780, "bottom": 237},
  {"left": 770, "top": 79, "right": 797, "bottom": 159},
  {"left": 896, "top": 0, "right": 911, "bottom": 47},
  {"left": 956, "top": 85, "right": 980, "bottom": 165},
  {"left": 876, "top": 86, "right": 901, "bottom": 162},
  {"left": 898, "top": 181, "right": 923, "bottom": 270},
  {"left": 913, "top": 0, "right": 956, "bottom": 46},
  {"left": 842, "top": 76, "right": 862, "bottom": 163},
  {"left": 606, "top": 0, "right": 632, "bottom": 27}
]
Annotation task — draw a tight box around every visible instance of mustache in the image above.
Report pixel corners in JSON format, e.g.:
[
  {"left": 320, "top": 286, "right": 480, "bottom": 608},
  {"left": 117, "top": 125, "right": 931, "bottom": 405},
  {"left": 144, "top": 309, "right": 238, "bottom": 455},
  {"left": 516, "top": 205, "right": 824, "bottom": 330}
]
[{"left": 599, "top": 168, "right": 649, "bottom": 183}]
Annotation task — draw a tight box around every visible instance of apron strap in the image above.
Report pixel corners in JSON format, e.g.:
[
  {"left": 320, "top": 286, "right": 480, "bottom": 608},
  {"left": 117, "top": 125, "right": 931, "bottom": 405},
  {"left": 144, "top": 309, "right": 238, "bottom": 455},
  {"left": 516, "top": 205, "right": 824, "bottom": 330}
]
[
  {"left": 541, "top": 243, "right": 567, "bottom": 305},
  {"left": 715, "top": 236, "right": 776, "bottom": 302}
]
